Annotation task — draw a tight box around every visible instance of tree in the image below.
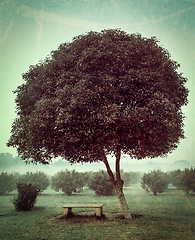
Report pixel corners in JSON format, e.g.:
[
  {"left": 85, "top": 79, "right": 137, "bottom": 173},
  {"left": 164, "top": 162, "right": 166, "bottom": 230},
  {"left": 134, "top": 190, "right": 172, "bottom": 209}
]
[
  {"left": 7, "top": 29, "right": 188, "bottom": 219},
  {"left": 0, "top": 153, "right": 25, "bottom": 169},
  {"left": 141, "top": 170, "right": 169, "bottom": 195},
  {"left": 88, "top": 170, "right": 115, "bottom": 196},
  {"left": 13, "top": 183, "right": 40, "bottom": 211},
  {"left": 0, "top": 172, "right": 17, "bottom": 195},
  {"left": 51, "top": 170, "right": 85, "bottom": 195},
  {"left": 169, "top": 168, "right": 195, "bottom": 194},
  {"left": 18, "top": 171, "right": 50, "bottom": 192},
  {"left": 169, "top": 169, "right": 183, "bottom": 190},
  {"left": 181, "top": 167, "right": 195, "bottom": 194}
]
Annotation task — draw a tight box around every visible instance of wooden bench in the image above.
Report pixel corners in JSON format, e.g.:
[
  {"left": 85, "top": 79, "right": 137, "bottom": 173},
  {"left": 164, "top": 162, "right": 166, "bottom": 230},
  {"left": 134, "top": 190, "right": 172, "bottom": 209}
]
[{"left": 63, "top": 204, "right": 104, "bottom": 217}]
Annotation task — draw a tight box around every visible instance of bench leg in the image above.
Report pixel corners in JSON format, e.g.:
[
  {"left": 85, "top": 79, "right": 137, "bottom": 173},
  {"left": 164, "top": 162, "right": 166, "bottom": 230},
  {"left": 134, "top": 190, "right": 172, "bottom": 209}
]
[
  {"left": 64, "top": 207, "right": 73, "bottom": 216},
  {"left": 95, "top": 207, "right": 103, "bottom": 217}
]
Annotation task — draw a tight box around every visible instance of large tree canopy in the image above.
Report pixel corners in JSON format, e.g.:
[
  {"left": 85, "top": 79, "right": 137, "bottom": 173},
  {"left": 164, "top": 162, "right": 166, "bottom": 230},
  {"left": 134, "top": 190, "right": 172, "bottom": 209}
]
[
  {"left": 7, "top": 29, "right": 188, "bottom": 219},
  {"left": 8, "top": 29, "right": 188, "bottom": 164}
]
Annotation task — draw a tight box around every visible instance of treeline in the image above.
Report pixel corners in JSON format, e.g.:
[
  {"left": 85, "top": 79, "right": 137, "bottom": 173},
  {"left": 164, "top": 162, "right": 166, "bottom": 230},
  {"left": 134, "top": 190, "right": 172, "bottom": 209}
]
[
  {"left": 141, "top": 168, "right": 195, "bottom": 195},
  {"left": 1, "top": 168, "right": 194, "bottom": 197},
  {"left": 0, "top": 153, "right": 22, "bottom": 168},
  {"left": 0, "top": 171, "right": 50, "bottom": 195},
  {"left": 0, "top": 170, "right": 142, "bottom": 196}
]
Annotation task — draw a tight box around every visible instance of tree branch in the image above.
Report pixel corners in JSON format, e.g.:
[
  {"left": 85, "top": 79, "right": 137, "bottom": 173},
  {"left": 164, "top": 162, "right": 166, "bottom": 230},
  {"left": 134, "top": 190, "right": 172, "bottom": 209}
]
[{"left": 101, "top": 149, "right": 116, "bottom": 187}]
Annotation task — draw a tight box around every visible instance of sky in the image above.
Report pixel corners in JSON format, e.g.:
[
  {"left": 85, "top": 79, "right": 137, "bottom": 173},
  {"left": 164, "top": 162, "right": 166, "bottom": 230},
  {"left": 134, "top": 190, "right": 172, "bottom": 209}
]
[{"left": 0, "top": 0, "right": 195, "bottom": 172}]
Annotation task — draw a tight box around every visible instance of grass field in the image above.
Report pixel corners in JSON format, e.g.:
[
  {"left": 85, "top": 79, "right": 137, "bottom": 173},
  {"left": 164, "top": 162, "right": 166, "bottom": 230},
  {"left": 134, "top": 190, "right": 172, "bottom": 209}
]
[{"left": 0, "top": 185, "right": 195, "bottom": 240}]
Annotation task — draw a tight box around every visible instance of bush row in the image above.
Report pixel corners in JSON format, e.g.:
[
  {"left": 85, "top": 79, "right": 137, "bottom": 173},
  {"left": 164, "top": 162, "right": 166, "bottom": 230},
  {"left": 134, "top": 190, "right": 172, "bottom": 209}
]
[
  {"left": 0, "top": 170, "right": 141, "bottom": 196},
  {"left": 51, "top": 170, "right": 142, "bottom": 196},
  {"left": 1, "top": 167, "right": 194, "bottom": 198},
  {"left": 141, "top": 167, "right": 195, "bottom": 195},
  {"left": 0, "top": 171, "right": 50, "bottom": 195}
]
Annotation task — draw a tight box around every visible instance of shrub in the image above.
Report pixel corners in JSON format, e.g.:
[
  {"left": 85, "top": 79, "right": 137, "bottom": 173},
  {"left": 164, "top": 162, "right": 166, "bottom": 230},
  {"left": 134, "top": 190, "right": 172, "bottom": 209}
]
[
  {"left": 51, "top": 169, "right": 85, "bottom": 195},
  {"left": 13, "top": 183, "right": 40, "bottom": 211},
  {"left": 169, "top": 168, "right": 195, "bottom": 194},
  {"left": 180, "top": 167, "right": 195, "bottom": 194},
  {"left": 88, "top": 170, "right": 115, "bottom": 196},
  {"left": 18, "top": 171, "right": 50, "bottom": 192},
  {"left": 141, "top": 170, "right": 169, "bottom": 195},
  {"left": 0, "top": 172, "right": 17, "bottom": 195},
  {"left": 169, "top": 170, "right": 183, "bottom": 190}
]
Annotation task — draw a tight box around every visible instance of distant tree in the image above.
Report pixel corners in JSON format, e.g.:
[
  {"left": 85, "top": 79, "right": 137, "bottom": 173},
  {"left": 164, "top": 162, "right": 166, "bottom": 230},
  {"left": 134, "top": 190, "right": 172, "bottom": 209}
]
[
  {"left": 0, "top": 153, "right": 22, "bottom": 169},
  {"left": 121, "top": 171, "right": 142, "bottom": 187},
  {"left": 7, "top": 29, "right": 188, "bottom": 219},
  {"left": 0, "top": 172, "right": 17, "bottom": 195},
  {"left": 18, "top": 171, "right": 50, "bottom": 192},
  {"left": 169, "top": 169, "right": 183, "bottom": 190},
  {"left": 80, "top": 172, "right": 90, "bottom": 187},
  {"left": 141, "top": 170, "right": 169, "bottom": 195},
  {"left": 51, "top": 170, "right": 85, "bottom": 195},
  {"left": 120, "top": 170, "right": 131, "bottom": 187},
  {"left": 88, "top": 170, "right": 115, "bottom": 196},
  {"left": 132, "top": 172, "right": 143, "bottom": 184},
  {"left": 180, "top": 167, "right": 195, "bottom": 194},
  {"left": 0, "top": 153, "right": 13, "bottom": 168},
  {"left": 13, "top": 183, "right": 40, "bottom": 211}
]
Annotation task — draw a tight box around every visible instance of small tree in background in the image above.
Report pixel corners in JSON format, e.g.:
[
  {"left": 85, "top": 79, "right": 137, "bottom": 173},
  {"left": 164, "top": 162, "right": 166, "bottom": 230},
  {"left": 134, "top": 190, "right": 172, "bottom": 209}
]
[
  {"left": 88, "top": 170, "right": 115, "bottom": 196},
  {"left": 169, "top": 168, "right": 195, "bottom": 194},
  {"left": 121, "top": 170, "right": 142, "bottom": 187},
  {"left": 141, "top": 170, "right": 169, "bottom": 195},
  {"left": 51, "top": 169, "right": 85, "bottom": 195},
  {"left": 79, "top": 172, "right": 90, "bottom": 188},
  {"left": 169, "top": 169, "right": 183, "bottom": 190},
  {"left": 0, "top": 172, "right": 17, "bottom": 195},
  {"left": 120, "top": 170, "right": 131, "bottom": 187},
  {"left": 13, "top": 183, "right": 40, "bottom": 211},
  {"left": 18, "top": 171, "right": 50, "bottom": 192},
  {"left": 180, "top": 167, "right": 195, "bottom": 194}
]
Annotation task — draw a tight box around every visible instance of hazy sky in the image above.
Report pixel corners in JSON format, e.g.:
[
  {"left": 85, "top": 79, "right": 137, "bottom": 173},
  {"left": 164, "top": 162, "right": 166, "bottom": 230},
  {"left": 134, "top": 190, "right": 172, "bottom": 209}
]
[{"left": 0, "top": 0, "right": 195, "bottom": 169}]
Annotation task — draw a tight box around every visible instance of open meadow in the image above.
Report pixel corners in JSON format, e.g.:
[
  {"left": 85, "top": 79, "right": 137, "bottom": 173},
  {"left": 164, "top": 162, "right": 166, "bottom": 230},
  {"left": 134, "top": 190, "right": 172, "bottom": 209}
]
[{"left": 0, "top": 185, "right": 195, "bottom": 240}]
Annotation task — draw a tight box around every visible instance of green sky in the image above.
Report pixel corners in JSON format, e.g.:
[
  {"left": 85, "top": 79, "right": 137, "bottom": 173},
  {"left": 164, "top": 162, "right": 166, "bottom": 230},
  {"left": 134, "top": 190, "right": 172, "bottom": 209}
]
[{"left": 0, "top": 0, "right": 195, "bottom": 168}]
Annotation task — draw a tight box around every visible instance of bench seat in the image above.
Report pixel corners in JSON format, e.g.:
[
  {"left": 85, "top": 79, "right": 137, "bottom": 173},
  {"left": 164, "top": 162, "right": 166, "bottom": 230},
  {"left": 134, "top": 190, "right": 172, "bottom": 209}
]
[{"left": 63, "top": 204, "right": 104, "bottom": 217}]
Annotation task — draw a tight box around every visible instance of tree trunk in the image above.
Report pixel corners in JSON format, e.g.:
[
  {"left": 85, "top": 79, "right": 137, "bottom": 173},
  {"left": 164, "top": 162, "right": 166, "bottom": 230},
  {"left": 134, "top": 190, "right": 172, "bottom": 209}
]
[
  {"left": 114, "top": 185, "right": 132, "bottom": 219},
  {"left": 101, "top": 148, "right": 132, "bottom": 219}
]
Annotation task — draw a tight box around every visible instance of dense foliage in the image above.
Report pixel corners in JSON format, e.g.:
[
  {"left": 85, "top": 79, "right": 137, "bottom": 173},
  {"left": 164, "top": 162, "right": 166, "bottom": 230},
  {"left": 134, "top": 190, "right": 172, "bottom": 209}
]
[
  {"left": 0, "top": 172, "right": 17, "bottom": 195},
  {"left": 18, "top": 171, "right": 50, "bottom": 192},
  {"left": 88, "top": 170, "right": 115, "bottom": 196},
  {"left": 51, "top": 169, "right": 85, "bottom": 195},
  {"left": 169, "top": 167, "right": 195, "bottom": 194},
  {"left": 181, "top": 167, "right": 195, "bottom": 194},
  {"left": 7, "top": 29, "right": 188, "bottom": 164},
  {"left": 169, "top": 169, "right": 183, "bottom": 190},
  {"left": 12, "top": 183, "right": 40, "bottom": 211},
  {"left": 141, "top": 170, "right": 169, "bottom": 195}
]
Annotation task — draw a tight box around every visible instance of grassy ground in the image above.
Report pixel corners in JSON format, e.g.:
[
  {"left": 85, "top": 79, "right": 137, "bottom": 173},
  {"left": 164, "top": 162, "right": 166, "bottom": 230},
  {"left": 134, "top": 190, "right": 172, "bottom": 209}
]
[{"left": 0, "top": 185, "right": 195, "bottom": 240}]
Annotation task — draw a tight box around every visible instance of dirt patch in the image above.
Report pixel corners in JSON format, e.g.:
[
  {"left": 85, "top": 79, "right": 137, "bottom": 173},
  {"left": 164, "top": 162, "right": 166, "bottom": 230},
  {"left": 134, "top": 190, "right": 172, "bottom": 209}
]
[{"left": 51, "top": 212, "right": 143, "bottom": 224}]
